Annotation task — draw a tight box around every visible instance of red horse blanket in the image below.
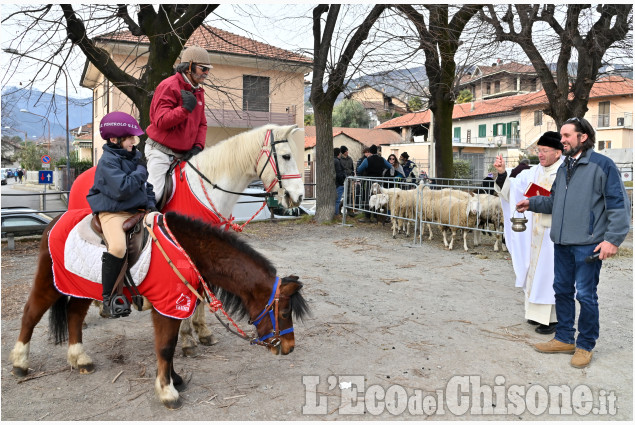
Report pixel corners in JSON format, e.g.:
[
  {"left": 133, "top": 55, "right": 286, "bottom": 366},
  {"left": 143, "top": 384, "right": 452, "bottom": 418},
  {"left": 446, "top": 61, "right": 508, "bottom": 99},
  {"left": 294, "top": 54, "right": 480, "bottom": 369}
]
[
  {"left": 49, "top": 209, "right": 201, "bottom": 319},
  {"left": 163, "top": 162, "right": 227, "bottom": 227}
]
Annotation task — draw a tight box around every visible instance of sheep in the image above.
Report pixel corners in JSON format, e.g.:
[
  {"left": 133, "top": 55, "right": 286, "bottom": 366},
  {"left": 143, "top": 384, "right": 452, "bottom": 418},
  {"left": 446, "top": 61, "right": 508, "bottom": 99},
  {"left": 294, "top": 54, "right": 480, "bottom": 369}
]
[
  {"left": 432, "top": 191, "right": 479, "bottom": 251},
  {"left": 472, "top": 193, "right": 507, "bottom": 252},
  {"left": 390, "top": 188, "right": 418, "bottom": 238},
  {"left": 418, "top": 186, "right": 472, "bottom": 241}
]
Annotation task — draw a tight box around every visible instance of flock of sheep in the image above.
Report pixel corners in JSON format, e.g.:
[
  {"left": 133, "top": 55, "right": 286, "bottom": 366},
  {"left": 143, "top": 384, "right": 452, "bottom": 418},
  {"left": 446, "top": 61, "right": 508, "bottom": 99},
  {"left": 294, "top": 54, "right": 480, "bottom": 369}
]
[{"left": 367, "top": 181, "right": 506, "bottom": 252}]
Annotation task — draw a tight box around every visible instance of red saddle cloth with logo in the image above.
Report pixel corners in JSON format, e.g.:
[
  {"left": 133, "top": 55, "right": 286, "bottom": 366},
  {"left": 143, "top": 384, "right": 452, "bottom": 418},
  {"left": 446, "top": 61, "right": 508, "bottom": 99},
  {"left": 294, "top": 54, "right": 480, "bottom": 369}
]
[{"left": 49, "top": 209, "right": 201, "bottom": 319}]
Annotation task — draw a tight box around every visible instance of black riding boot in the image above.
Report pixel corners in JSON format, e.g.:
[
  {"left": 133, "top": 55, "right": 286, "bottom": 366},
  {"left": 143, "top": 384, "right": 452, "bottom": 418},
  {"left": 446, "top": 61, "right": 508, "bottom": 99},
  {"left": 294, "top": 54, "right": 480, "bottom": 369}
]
[{"left": 101, "top": 252, "right": 131, "bottom": 318}]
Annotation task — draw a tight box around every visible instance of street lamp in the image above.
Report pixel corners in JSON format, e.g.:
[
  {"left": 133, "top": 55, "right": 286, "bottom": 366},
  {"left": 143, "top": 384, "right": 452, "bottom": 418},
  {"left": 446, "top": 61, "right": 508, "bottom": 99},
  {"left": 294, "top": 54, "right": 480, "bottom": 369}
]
[
  {"left": 4, "top": 48, "right": 71, "bottom": 191},
  {"left": 3, "top": 126, "right": 28, "bottom": 147},
  {"left": 19, "top": 109, "right": 50, "bottom": 153}
]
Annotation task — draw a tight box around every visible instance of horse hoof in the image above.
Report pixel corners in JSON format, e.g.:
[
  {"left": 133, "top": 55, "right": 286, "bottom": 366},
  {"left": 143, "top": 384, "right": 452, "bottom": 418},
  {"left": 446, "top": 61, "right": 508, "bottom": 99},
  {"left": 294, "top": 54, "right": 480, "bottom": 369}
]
[
  {"left": 79, "top": 364, "right": 95, "bottom": 374},
  {"left": 163, "top": 397, "right": 183, "bottom": 410},
  {"left": 11, "top": 366, "right": 28, "bottom": 377},
  {"left": 182, "top": 346, "right": 199, "bottom": 358},
  {"left": 198, "top": 335, "right": 218, "bottom": 346}
]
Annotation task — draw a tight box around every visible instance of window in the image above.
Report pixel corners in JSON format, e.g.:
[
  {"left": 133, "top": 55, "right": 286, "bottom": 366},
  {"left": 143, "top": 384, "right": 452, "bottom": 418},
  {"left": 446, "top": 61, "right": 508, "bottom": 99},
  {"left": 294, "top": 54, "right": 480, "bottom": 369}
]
[
  {"left": 598, "top": 101, "right": 610, "bottom": 127},
  {"left": 453, "top": 127, "right": 461, "bottom": 143},
  {"left": 606, "top": 140, "right": 612, "bottom": 149},
  {"left": 530, "top": 79, "right": 537, "bottom": 91},
  {"left": 534, "top": 110, "right": 543, "bottom": 126},
  {"left": 102, "top": 80, "right": 109, "bottom": 111},
  {"left": 493, "top": 123, "right": 505, "bottom": 136},
  {"left": 478, "top": 124, "right": 486, "bottom": 138},
  {"left": 494, "top": 80, "right": 500, "bottom": 93},
  {"left": 598, "top": 140, "right": 605, "bottom": 150},
  {"left": 486, "top": 82, "right": 491, "bottom": 95},
  {"left": 243, "top": 75, "right": 270, "bottom": 112}
]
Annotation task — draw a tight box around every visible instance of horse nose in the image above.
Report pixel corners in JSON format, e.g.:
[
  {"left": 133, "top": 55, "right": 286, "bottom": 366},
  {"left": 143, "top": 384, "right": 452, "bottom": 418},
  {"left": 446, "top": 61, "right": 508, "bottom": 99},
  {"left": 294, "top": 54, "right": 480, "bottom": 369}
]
[{"left": 288, "top": 346, "right": 294, "bottom": 354}]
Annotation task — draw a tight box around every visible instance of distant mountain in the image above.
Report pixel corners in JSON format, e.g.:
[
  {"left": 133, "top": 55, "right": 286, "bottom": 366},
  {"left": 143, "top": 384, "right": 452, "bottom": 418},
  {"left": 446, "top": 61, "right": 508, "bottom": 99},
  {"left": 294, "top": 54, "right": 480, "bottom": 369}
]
[{"left": 1, "top": 86, "right": 92, "bottom": 140}]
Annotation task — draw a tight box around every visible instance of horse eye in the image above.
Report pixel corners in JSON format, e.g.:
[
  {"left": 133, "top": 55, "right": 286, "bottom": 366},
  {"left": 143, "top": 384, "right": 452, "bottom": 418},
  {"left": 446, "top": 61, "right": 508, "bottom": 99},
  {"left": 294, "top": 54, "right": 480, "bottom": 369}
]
[
  {"left": 282, "top": 154, "right": 291, "bottom": 161},
  {"left": 280, "top": 308, "right": 291, "bottom": 319}
]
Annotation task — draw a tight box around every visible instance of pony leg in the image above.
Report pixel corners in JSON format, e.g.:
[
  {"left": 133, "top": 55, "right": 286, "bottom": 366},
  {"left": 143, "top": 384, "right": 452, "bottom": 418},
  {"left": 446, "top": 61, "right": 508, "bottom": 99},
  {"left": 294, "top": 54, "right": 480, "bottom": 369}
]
[
  {"left": 10, "top": 249, "right": 61, "bottom": 377},
  {"left": 192, "top": 304, "right": 217, "bottom": 346},
  {"left": 66, "top": 298, "right": 95, "bottom": 374},
  {"left": 151, "top": 309, "right": 182, "bottom": 410},
  {"left": 179, "top": 317, "right": 199, "bottom": 357}
]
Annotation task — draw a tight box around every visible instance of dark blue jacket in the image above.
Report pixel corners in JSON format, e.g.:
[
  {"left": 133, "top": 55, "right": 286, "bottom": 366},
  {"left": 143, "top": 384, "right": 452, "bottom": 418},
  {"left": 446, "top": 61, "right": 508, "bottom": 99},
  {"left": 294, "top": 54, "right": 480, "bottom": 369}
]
[
  {"left": 529, "top": 149, "right": 630, "bottom": 246},
  {"left": 87, "top": 142, "right": 157, "bottom": 214}
]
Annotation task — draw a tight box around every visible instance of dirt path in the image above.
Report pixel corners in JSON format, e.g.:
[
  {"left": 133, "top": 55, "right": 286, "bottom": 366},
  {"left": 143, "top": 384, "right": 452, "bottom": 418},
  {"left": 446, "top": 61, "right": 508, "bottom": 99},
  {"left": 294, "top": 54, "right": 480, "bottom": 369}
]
[{"left": 1, "top": 220, "right": 632, "bottom": 420}]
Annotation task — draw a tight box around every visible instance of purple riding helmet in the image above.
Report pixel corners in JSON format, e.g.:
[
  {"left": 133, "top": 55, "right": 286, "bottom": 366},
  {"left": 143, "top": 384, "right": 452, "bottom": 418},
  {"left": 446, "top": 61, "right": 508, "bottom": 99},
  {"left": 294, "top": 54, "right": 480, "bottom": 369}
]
[{"left": 99, "top": 111, "right": 145, "bottom": 140}]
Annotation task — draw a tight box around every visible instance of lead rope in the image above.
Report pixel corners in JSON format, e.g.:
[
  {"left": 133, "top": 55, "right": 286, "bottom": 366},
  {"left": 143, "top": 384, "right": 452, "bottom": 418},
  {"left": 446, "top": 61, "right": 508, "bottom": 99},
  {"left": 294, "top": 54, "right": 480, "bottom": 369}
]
[{"left": 144, "top": 218, "right": 269, "bottom": 345}]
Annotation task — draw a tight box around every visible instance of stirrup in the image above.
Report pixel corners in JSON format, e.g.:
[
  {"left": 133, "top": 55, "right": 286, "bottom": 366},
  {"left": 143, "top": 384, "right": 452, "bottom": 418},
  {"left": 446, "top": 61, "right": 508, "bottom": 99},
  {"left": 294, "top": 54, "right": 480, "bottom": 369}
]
[{"left": 106, "top": 295, "right": 131, "bottom": 318}]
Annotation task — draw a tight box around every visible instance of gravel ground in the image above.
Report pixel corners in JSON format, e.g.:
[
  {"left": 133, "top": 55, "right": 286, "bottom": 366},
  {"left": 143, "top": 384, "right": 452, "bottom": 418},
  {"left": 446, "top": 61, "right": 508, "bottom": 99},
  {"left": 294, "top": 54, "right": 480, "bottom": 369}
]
[{"left": 1, "top": 218, "right": 632, "bottom": 420}]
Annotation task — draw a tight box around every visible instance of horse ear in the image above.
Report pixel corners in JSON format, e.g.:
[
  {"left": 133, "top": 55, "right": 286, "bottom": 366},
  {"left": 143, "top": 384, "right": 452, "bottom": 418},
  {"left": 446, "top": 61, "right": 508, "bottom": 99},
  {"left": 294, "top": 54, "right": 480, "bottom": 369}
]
[{"left": 280, "top": 276, "right": 303, "bottom": 295}]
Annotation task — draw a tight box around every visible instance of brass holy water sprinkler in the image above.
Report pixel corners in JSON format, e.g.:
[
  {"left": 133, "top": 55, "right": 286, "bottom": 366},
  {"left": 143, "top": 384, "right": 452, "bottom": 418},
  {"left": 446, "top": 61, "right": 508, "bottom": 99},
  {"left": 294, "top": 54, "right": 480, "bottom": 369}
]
[{"left": 510, "top": 209, "right": 528, "bottom": 232}]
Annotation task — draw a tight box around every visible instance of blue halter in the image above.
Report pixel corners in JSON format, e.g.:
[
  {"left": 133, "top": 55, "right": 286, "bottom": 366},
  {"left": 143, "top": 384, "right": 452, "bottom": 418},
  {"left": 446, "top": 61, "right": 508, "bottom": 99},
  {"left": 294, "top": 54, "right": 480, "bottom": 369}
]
[{"left": 250, "top": 277, "right": 294, "bottom": 344}]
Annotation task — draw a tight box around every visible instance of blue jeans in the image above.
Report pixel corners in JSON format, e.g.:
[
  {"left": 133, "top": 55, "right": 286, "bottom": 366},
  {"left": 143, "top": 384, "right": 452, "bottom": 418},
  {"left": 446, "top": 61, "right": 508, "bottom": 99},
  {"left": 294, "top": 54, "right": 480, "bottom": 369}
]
[
  {"left": 335, "top": 185, "right": 344, "bottom": 215},
  {"left": 553, "top": 244, "right": 602, "bottom": 351}
]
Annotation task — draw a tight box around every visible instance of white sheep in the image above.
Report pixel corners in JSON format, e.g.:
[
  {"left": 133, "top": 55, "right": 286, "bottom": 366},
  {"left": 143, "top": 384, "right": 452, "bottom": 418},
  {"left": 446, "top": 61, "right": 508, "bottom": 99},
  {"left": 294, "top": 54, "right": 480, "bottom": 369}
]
[
  {"left": 390, "top": 187, "right": 418, "bottom": 238},
  {"left": 472, "top": 193, "right": 507, "bottom": 252},
  {"left": 432, "top": 191, "right": 479, "bottom": 251},
  {"left": 418, "top": 187, "right": 472, "bottom": 242}
]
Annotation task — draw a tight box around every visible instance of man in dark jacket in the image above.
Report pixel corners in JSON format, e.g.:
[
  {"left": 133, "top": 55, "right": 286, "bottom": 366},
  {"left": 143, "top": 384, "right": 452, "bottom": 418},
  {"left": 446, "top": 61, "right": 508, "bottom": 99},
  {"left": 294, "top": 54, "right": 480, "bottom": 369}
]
[
  {"left": 145, "top": 45, "right": 211, "bottom": 202},
  {"left": 516, "top": 117, "right": 631, "bottom": 368},
  {"left": 356, "top": 145, "right": 391, "bottom": 222}
]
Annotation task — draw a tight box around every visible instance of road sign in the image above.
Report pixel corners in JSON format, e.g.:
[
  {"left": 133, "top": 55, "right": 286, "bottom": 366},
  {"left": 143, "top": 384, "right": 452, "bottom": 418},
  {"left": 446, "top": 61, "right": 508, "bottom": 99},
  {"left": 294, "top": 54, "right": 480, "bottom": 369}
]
[
  {"left": 38, "top": 170, "right": 53, "bottom": 184},
  {"left": 41, "top": 155, "right": 51, "bottom": 164},
  {"left": 41, "top": 164, "right": 50, "bottom": 169}
]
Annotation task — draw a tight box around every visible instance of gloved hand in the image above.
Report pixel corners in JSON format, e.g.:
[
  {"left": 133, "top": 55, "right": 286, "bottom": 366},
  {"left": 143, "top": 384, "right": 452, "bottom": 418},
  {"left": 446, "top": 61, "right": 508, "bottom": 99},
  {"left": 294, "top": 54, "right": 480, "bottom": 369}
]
[
  {"left": 136, "top": 163, "right": 148, "bottom": 177},
  {"left": 181, "top": 89, "right": 197, "bottom": 112},
  {"left": 137, "top": 156, "right": 147, "bottom": 168},
  {"left": 148, "top": 206, "right": 159, "bottom": 213},
  {"left": 182, "top": 145, "right": 202, "bottom": 161}
]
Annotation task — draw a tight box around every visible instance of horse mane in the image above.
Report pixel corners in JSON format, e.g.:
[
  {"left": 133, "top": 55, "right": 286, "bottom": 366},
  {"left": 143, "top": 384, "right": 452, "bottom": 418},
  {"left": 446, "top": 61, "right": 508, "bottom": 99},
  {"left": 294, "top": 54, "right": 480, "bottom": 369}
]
[
  {"left": 163, "top": 212, "right": 309, "bottom": 322},
  {"left": 195, "top": 124, "right": 295, "bottom": 183}
]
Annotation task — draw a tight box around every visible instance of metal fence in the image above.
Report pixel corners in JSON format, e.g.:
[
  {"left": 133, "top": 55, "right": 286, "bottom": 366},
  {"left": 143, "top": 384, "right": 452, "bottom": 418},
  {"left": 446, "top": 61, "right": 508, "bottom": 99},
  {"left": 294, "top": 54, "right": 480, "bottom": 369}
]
[{"left": 341, "top": 176, "right": 634, "bottom": 245}]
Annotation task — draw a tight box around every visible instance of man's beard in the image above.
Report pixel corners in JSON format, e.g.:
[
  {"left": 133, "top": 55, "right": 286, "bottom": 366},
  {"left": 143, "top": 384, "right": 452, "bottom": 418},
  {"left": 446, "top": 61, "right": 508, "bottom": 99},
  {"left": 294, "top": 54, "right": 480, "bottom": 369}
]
[{"left": 564, "top": 144, "right": 583, "bottom": 157}]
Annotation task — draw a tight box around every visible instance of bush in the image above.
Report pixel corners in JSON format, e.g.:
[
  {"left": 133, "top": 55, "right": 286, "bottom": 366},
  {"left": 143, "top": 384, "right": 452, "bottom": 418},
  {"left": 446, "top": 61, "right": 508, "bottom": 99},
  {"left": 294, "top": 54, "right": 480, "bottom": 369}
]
[{"left": 453, "top": 159, "right": 472, "bottom": 180}]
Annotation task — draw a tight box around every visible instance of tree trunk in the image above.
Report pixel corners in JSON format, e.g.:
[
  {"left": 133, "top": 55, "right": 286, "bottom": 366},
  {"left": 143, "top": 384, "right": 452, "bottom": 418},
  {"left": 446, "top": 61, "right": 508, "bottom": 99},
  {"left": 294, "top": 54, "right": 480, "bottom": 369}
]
[
  {"left": 314, "top": 107, "right": 336, "bottom": 222},
  {"left": 431, "top": 94, "right": 455, "bottom": 179}
]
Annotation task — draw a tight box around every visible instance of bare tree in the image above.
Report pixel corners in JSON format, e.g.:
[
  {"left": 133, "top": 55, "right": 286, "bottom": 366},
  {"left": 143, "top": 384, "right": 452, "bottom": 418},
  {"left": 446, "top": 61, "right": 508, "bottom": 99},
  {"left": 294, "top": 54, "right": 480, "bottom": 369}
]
[
  {"left": 480, "top": 4, "right": 633, "bottom": 128},
  {"left": 3, "top": 4, "right": 218, "bottom": 149},
  {"left": 310, "top": 4, "right": 387, "bottom": 222},
  {"left": 396, "top": 5, "right": 483, "bottom": 179}
]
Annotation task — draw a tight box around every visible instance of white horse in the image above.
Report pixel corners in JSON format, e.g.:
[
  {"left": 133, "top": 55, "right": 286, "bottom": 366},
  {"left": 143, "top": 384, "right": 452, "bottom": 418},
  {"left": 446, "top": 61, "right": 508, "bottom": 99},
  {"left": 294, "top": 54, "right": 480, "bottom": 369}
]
[{"left": 71, "top": 124, "right": 305, "bottom": 356}]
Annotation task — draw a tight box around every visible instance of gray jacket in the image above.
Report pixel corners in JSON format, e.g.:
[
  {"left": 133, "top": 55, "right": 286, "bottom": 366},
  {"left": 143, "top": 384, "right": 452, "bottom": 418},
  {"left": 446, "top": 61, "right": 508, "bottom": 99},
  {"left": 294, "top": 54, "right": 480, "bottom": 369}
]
[{"left": 529, "top": 149, "right": 630, "bottom": 247}]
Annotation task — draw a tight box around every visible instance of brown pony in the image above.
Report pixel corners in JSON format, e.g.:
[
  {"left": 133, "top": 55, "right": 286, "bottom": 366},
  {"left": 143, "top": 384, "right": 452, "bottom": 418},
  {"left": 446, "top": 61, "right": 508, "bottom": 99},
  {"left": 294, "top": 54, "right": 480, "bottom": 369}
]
[{"left": 9, "top": 212, "right": 309, "bottom": 410}]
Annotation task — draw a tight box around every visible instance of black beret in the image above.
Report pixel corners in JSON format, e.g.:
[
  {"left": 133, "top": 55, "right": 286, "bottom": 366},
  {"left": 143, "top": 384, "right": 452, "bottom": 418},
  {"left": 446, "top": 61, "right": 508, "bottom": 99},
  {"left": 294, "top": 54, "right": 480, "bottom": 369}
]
[{"left": 537, "top": 131, "right": 564, "bottom": 151}]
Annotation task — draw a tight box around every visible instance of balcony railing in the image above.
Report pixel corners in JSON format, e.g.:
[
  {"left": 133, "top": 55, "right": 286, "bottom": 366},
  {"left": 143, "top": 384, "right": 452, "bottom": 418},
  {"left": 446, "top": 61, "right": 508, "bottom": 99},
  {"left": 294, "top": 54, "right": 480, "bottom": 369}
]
[
  {"left": 206, "top": 102, "right": 298, "bottom": 128},
  {"left": 592, "top": 112, "right": 633, "bottom": 129},
  {"left": 453, "top": 135, "right": 520, "bottom": 147}
]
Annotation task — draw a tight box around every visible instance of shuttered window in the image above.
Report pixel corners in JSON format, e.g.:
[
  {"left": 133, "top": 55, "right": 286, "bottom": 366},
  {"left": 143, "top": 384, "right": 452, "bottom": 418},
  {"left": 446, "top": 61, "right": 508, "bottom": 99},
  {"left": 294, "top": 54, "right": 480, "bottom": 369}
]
[
  {"left": 478, "top": 124, "right": 486, "bottom": 138},
  {"left": 243, "top": 75, "right": 270, "bottom": 112}
]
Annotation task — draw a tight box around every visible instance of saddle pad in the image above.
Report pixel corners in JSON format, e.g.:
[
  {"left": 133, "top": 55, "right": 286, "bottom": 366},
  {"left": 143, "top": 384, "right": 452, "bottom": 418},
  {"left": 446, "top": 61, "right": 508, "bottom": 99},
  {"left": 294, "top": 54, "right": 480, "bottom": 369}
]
[
  {"left": 163, "top": 162, "right": 222, "bottom": 225},
  {"left": 64, "top": 213, "right": 152, "bottom": 284},
  {"left": 49, "top": 209, "right": 201, "bottom": 319}
]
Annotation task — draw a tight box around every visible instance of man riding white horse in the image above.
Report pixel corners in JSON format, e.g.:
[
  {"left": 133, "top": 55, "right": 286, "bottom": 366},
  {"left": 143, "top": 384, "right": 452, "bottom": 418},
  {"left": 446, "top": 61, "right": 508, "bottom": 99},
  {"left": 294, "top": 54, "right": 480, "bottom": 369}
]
[{"left": 145, "top": 45, "right": 211, "bottom": 204}]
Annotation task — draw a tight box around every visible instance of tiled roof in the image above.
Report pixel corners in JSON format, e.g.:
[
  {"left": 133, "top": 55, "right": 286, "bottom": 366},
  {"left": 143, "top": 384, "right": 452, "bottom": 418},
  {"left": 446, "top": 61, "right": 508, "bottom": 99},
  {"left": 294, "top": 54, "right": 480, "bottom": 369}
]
[
  {"left": 96, "top": 24, "right": 312, "bottom": 65},
  {"left": 304, "top": 126, "right": 403, "bottom": 149},
  {"left": 378, "top": 77, "right": 633, "bottom": 128}
]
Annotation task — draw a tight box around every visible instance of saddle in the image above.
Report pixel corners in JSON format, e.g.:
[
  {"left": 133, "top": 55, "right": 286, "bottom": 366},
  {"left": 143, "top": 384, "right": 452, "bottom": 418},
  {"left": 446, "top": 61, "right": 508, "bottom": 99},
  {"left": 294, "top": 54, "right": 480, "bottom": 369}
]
[
  {"left": 156, "top": 160, "right": 179, "bottom": 211},
  {"left": 91, "top": 212, "right": 148, "bottom": 310}
]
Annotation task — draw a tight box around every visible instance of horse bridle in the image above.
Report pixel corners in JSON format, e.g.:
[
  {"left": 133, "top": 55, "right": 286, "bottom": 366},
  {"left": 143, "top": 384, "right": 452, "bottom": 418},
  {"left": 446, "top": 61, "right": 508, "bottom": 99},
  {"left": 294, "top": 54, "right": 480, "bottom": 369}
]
[
  {"left": 256, "top": 129, "right": 302, "bottom": 194},
  {"left": 183, "top": 129, "right": 301, "bottom": 199},
  {"left": 147, "top": 215, "right": 293, "bottom": 349},
  {"left": 248, "top": 277, "right": 294, "bottom": 346}
]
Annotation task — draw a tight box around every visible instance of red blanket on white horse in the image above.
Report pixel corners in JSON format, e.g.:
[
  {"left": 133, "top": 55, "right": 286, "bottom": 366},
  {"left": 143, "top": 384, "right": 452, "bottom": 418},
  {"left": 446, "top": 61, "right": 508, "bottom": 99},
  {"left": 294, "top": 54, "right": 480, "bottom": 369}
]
[{"left": 49, "top": 209, "right": 201, "bottom": 319}]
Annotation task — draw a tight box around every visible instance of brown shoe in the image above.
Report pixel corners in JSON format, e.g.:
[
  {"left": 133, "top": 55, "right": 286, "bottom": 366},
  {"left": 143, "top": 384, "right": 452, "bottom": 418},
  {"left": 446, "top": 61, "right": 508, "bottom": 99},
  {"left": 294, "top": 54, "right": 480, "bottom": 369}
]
[
  {"left": 534, "top": 338, "right": 575, "bottom": 354},
  {"left": 571, "top": 348, "right": 593, "bottom": 368}
]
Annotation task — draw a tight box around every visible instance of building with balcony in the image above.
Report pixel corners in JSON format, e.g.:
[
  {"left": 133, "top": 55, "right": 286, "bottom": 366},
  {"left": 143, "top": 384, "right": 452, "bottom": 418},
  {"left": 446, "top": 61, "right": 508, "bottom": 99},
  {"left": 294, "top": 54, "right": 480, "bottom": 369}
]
[
  {"left": 80, "top": 25, "right": 312, "bottom": 163},
  {"left": 457, "top": 60, "right": 542, "bottom": 101}
]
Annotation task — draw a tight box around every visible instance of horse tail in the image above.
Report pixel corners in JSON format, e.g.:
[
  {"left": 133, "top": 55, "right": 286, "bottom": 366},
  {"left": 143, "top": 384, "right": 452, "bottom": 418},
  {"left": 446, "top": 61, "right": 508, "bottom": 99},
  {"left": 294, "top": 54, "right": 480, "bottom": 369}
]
[{"left": 48, "top": 296, "right": 69, "bottom": 345}]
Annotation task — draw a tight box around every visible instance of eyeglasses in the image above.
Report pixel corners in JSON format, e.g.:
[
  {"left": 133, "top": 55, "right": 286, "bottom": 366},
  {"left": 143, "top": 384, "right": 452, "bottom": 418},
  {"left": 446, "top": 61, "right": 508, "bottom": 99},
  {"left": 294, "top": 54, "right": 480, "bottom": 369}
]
[
  {"left": 196, "top": 65, "right": 211, "bottom": 72},
  {"left": 565, "top": 117, "right": 581, "bottom": 124}
]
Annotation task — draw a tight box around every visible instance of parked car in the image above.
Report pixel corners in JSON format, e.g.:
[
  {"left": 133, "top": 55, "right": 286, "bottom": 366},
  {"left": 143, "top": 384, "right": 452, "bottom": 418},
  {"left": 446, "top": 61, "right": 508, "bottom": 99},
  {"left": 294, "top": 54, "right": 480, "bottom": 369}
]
[
  {"left": 1, "top": 207, "right": 53, "bottom": 237},
  {"left": 1, "top": 171, "right": 7, "bottom": 185}
]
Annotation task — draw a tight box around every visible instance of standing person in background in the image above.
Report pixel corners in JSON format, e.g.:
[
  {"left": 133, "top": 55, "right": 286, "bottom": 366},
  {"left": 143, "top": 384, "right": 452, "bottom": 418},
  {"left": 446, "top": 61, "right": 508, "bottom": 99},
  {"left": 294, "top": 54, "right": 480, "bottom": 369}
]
[
  {"left": 334, "top": 147, "right": 346, "bottom": 217},
  {"left": 516, "top": 117, "right": 631, "bottom": 368},
  {"left": 510, "top": 158, "right": 531, "bottom": 178},
  {"left": 494, "top": 131, "right": 564, "bottom": 335},
  {"left": 338, "top": 145, "right": 355, "bottom": 216},
  {"left": 145, "top": 45, "right": 211, "bottom": 204},
  {"left": 383, "top": 154, "right": 404, "bottom": 188},
  {"left": 357, "top": 144, "right": 392, "bottom": 222},
  {"left": 399, "top": 152, "right": 419, "bottom": 183},
  {"left": 354, "top": 146, "right": 371, "bottom": 213},
  {"left": 17, "top": 168, "right": 23, "bottom": 183}
]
